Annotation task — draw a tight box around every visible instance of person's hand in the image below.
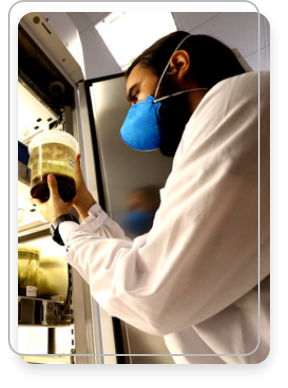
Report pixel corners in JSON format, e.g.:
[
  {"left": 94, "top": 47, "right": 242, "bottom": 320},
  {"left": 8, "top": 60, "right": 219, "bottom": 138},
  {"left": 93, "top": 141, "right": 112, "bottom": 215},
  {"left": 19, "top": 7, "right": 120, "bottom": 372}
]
[
  {"left": 72, "top": 154, "right": 96, "bottom": 221},
  {"left": 30, "top": 174, "right": 73, "bottom": 223}
]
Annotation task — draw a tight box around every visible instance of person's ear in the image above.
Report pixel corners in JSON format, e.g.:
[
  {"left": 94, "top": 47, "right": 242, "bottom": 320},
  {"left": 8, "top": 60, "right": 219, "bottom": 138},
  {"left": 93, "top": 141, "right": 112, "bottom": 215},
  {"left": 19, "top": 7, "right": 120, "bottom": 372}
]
[{"left": 167, "top": 50, "right": 191, "bottom": 81}]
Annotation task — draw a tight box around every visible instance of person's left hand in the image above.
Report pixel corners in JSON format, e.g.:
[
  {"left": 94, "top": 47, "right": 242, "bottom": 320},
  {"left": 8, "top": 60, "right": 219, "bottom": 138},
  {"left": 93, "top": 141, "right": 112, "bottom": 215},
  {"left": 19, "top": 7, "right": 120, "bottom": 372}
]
[{"left": 30, "top": 174, "right": 73, "bottom": 223}]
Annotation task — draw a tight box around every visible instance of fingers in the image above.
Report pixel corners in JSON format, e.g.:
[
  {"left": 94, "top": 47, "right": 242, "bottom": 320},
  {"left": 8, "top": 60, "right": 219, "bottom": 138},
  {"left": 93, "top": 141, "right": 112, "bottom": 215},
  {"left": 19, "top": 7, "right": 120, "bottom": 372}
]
[
  {"left": 75, "top": 154, "right": 85, "bottom": 184},
  {"left": 75, "top": 154, "right": 81, "bottom": 173},
  {"left": 47, "top": 174, "right": 59, "bottom": 198},
  {"left": 30, "top": 175, "right": 60, "bottom": 205}
]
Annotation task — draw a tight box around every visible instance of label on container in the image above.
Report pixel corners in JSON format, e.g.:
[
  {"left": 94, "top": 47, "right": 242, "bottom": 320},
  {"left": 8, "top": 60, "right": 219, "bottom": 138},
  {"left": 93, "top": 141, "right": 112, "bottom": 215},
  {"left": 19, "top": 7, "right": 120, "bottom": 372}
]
[
  {"left": 68, "top": 159, "right": 75, "bottom": 169},
  {"left": 26, "top": 286, "right": 37, "bottom": 297}
]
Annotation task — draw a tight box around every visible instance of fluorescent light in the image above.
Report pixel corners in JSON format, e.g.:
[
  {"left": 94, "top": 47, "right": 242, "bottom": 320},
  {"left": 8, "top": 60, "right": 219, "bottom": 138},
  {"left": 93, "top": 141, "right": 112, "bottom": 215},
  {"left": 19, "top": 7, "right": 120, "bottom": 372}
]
[{"left": 95, "top": 12, "right": 177, "bottom": 70}]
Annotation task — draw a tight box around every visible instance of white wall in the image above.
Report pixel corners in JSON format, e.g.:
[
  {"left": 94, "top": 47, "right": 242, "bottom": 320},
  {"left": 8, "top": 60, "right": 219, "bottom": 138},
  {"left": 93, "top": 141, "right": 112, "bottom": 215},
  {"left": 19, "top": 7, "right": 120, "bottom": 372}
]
[
  {"left": 61, "top": 12, "right": 269, "bottom": 79},
  {"left": 173, "top": 12, "right": 270, "bottom": 71},
  {"left": 67, "top": 12, "right": 121, "bottom": 78}
]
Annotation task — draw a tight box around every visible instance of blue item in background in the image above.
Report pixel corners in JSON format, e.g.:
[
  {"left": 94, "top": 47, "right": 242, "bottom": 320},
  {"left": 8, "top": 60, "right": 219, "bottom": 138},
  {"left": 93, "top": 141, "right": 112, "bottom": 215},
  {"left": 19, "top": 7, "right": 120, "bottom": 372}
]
[
  {"left": 122, "top": 210, "right": 155, "bottom": 236},
  {"left": 18, "top": 141, "right": 29, "bottom": 166}
]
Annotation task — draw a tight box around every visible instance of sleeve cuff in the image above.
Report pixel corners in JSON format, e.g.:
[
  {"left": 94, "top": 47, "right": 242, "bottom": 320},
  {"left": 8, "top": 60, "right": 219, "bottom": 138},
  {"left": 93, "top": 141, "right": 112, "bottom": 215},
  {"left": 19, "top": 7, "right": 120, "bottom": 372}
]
[
  {"left": 80, "top": 202, "right": 103, "bottom": 225},
  {"left": 80, "top": 203, "right": 108, "bottom": 233},
  {"left": 59, "top": 203, "right": 109, "bottom": 244},
  {"left": 59, "top": 221, "right": 80, "bottom": 245}
]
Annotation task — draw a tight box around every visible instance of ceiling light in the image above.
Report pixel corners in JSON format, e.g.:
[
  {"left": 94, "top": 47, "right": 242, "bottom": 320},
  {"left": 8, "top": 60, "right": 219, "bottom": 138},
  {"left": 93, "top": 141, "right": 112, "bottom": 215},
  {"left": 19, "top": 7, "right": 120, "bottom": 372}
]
[{"left": 95, "top": 12, "right": 177, "bottom": 70}]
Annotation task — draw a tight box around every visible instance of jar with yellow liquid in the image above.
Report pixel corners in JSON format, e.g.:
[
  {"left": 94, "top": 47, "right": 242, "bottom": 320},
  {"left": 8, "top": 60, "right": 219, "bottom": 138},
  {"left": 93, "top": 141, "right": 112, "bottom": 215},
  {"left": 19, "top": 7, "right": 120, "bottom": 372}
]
[
  {"left": 28, "top": 131, "right": 78, "bottom": 203},
  {"left": 18, "top": 246, "right": 41, "bottom": 296}
]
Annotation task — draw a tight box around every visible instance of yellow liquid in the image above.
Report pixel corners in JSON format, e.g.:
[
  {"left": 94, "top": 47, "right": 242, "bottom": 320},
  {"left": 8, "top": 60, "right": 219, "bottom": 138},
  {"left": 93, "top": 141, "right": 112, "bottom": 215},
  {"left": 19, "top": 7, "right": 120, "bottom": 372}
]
[
  {"left": 18, "top": 251, "right": 39, "bottom": 296},
  {"left": 29, "top": 142, "right": 76, "bottom": 183}
]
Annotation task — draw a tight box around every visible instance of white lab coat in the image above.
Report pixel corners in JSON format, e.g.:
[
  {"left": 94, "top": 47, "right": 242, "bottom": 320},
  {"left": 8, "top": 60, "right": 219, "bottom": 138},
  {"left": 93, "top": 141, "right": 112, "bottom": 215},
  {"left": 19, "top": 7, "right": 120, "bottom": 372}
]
[{"left": 60, "top": 71, "right": 270, "bottom": 364}]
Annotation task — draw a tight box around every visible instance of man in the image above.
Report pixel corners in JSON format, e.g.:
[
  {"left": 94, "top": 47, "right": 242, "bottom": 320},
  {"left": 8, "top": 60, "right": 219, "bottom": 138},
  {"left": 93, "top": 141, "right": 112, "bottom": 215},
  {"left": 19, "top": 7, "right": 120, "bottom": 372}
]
[{"left": 32, "top": 32, "right": 270, "bottom": 364}]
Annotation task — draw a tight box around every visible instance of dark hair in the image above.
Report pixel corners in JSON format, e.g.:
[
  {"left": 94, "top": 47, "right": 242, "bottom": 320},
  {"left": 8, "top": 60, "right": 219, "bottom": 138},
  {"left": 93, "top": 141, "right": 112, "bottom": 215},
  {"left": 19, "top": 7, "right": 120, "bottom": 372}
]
[
  {"left": 126, "top": 31, "right": 246, "bottom": 89},
  {"left": 130, "top": 185, "right": 161, "bottom": 209},
  {"left": 131, "top": 185, "right": 161, "bottom": 199}
]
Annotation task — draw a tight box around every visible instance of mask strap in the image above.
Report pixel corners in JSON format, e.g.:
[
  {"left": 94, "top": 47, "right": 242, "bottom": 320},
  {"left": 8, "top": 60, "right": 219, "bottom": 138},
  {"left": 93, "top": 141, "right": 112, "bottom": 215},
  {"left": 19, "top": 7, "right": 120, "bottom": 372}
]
[
  {"left": 153, "top": 87, "right": 208, "bottom": 104},
  {"left": 154, "top": 34, "right": 192, "bottom": 99}
]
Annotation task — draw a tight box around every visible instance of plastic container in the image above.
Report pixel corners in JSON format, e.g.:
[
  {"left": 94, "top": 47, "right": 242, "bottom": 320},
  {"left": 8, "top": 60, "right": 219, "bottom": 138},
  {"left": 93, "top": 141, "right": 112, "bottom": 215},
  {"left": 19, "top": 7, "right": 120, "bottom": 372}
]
[
  {"left": 37, "top": 258, "right": 69, "bottom": 300},
  {"left": 18, "top": 246, "right": 41, "bottom": 297},
  {"left": 28, "top": 130, "right": 78, "bottom": 202}
]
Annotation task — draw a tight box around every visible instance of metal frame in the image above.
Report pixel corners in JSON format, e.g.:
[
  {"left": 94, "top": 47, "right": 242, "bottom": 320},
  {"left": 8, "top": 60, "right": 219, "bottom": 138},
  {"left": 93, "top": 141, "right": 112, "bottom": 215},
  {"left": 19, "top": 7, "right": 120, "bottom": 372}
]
[
  {"left": 17, "top": 16, "right": 119, "bottom": 363},
  {"left": 75, "top": 81, "right": 119, "bottom": 364}
]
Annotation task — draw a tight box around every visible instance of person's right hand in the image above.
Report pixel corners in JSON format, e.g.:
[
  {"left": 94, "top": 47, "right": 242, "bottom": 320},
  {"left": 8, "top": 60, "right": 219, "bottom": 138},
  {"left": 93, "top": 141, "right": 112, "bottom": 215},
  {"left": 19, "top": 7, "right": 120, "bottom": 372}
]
[{"left": 72, "top": 154, "right": 97, "bottom": 221}]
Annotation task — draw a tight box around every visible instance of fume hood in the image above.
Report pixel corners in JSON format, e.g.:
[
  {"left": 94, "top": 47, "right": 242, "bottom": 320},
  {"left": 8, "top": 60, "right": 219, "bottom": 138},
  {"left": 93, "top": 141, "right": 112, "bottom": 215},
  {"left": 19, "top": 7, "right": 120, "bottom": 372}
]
[{"left": 17, "top": 12, "right": 119, "bottom": 365}]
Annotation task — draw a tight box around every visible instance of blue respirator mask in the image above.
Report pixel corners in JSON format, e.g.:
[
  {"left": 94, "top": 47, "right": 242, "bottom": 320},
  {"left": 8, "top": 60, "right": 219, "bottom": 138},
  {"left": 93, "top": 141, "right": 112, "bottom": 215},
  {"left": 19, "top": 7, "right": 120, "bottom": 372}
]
[
  {"left": 122, "top": 210, "right": 156, "bottom": 236},
  {"left": 120, "top": 34, "right": 208, "bottom": 152}
]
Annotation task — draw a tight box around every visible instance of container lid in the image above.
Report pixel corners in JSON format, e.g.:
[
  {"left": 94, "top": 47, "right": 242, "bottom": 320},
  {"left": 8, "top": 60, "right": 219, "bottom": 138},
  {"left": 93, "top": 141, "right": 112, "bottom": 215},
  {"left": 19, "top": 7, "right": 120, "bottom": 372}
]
[
  {"left": 28, "top": 130, "right": 79, "bottom": 154},
  {"left": 18, "top": 246, "right": 41, "bottom": 256}
]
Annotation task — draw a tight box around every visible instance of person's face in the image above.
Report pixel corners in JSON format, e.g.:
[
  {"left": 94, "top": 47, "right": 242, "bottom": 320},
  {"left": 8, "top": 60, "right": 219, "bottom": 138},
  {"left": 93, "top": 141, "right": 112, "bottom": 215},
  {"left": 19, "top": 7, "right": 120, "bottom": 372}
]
[
  {"left": 126, "top": 63, "right": 192, "bottom": 157},
  {"left": 126, "top": 64, "right": 159, "bottom": 105},
  {"left": 125, "top": 191, "right": 160, "bottom": 213}
]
